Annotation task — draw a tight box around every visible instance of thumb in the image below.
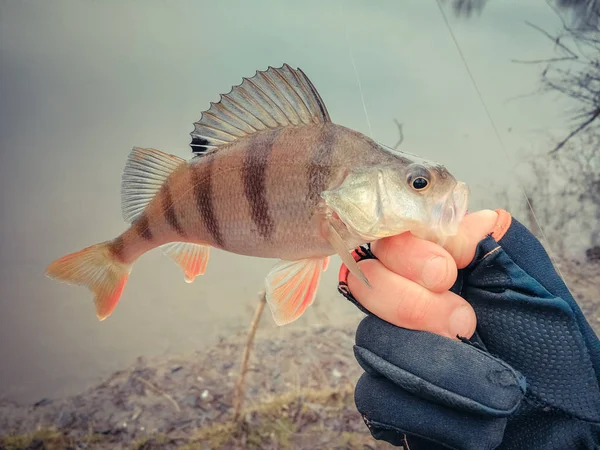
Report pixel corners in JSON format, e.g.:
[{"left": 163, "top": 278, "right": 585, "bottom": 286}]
[{"left": 443, "top": 209, "right": 511, "bottom": 269}]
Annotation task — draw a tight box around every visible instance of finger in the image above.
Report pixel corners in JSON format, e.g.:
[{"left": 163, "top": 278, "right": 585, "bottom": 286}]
[
  {"left": 443, "top": 209, "right": 500, "bottom": 269},
  {"left": 371, "top": 232, "right": 457, "bottom": 293},
  {"left": 347, "top": 259, "right": 477, "bottom": 339}
]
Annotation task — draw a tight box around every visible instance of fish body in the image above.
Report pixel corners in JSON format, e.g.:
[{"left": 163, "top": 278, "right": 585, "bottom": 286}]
[
  {"left": 46, "top": 64, "right": 469, "bottom": 325},
  {"left": 114, "top": 123, "right": 396, "bottom": 263}
]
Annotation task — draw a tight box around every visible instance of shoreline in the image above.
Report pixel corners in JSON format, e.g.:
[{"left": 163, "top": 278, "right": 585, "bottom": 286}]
[
  {"left": 0, "top": 323, "right": 395, "bottom": 449},
  {"left": 1, "top": 259, "right": 598, "bottom": 449}
]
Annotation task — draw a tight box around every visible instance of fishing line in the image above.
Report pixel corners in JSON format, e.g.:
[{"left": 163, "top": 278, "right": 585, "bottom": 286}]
[
  {"left": 340, "top": 0, "right": 374, "bottom": 139},
  {"left": 434, "top": 0, "right": 568, "bottom": 281}
]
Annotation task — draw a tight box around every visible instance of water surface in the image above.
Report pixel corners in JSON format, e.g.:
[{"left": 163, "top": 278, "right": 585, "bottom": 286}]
[{"left": 0, "top": 0, "right": 571, "bottom": 403}]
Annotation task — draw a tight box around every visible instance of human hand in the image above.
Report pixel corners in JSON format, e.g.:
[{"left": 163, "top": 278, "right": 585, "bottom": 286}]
[
  {"left": 339, "top": 210, "right": 600, "bottom": 450},
  {"left": 342, "top": 209, "right": 502, "bottom": 340}
]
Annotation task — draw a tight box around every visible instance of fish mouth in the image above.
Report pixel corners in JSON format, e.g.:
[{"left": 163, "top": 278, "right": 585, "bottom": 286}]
[{"left": 436, "top": 182, "right": 470, "bottom": 236}]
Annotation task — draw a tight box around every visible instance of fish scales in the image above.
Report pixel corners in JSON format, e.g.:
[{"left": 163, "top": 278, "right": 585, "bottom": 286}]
[
  {"left": 260, "top": 123, "right": 374, "bottom": 259},
  {"left": 182, "top": 123, "right": 369, "bottom": 259},
  {"left": 114, "top": 123, "right": 376, "bottom": 260},
  {"left": 168, "top": 162, "right": 197, "bottom": 239},
  {"left": 191, "top": 153, "right": 224, "bottom": 247},
  {"left": 46, "top": 64, "right": 470, "bottom": 325},
  {"left": 109, "top": 163, "right": 197, "bottom": 264},
  {"left": 161, "top": 178, "right": 187, "bottom": 238},
  {"left": 242, "top": 129, "right": 277, "bottom": 241}
]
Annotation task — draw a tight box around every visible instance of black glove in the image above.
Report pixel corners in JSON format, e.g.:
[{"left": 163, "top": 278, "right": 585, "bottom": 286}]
[{"left": 341, "top": 216, "right": 600, "bottom": 449}]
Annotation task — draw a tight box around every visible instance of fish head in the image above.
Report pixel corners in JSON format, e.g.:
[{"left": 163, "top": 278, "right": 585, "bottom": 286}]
[{"left": 321, "top": 154, "right": 469, "bottom": 244}]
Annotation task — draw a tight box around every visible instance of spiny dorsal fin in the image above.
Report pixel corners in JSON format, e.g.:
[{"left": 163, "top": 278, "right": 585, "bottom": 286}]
[
  {"left": 121, "top": 147, "right": 186, "bottom": 223},
  {"left": 190, "top": 64, "right": 331, "bottom": 155}
]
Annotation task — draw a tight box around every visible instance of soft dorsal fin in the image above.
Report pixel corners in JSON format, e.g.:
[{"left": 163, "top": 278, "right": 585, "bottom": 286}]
[
  {"left": 190, "top": 64, "right": 331, "bottom": 155},
  {"left": 121, "top": 147, "right": 186, "bottom": 223}
]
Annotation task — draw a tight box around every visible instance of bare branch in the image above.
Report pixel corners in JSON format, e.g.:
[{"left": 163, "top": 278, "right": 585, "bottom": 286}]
[
  {"left": 439, "top": 0, "right": 488, "bottom": 18},
  {"left": 392, "top": 119, "right": 404, "bottom": 150},
  {"left": 525, "top": 20, "right": 579, "bottom": 58},
  {"left": 552, "top": 0, "right": 600, "bottom": 29},
  {"left": 550, "top": 108, "right": 600, "bottom": 153},
  {"left": 133, "top": 375, "right": 180, "bottom": 412},
  {"left": 233, "top": 290, "right": 266, "bottom": 422},
  {"left": 512, "top": 57, "right": 577, "bottom": 64},
  {"left": 443, "top": 0, "right": 600, "bottom": 28},
  {"left": 513, "top": 17, "right": 600, "bottom": 152},
  {"left": 519, "top": 130, "right": 600, "bottom": 253}
]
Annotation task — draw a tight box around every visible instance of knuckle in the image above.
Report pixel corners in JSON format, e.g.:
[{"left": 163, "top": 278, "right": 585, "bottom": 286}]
[
  {"left": 410, "top": 290, "right": 434, "bottom": 324},
  {"left": 395, "top": 285, "right": 433, "bottom": 327}
]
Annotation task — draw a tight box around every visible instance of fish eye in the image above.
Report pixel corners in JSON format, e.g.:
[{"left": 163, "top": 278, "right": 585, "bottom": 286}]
[
  {"left": 412, "top": 177, "right": 429, "bottom": 190},
  {"left": 407, "top": 165, "right": 431, "bottom": 191}
]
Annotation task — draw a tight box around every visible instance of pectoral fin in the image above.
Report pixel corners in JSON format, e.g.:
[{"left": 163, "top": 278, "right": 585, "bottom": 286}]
[
  {"left": 323, "top": 220, "right": 372, "bottom": 289},
  {"left": 265, "top": 257, "right": 330, "bottom": 326}
]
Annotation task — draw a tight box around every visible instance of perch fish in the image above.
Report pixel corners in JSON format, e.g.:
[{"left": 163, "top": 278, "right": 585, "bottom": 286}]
[{"left": 46, "top": 64, "right": 469, "bottom": 325}]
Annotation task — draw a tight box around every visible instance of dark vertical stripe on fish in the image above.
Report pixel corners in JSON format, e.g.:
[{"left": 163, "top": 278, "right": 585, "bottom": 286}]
[
  {"left": 307, "top": 124, "right": 336, "bottom": 204},
  {"left": 242, "top": 134, "right": 276, "bottom": 240},
  {"left": 110, "top": 236, "right": 126, "bottom": 261},
  {"left": 135, "top": 214, "right": 153, "bottom": 241},
  {"left": 162, "top": 181, "right": 186, "bottom": 237},
  {"left": 192, "top": 155, "right": 224, "bottom": 247}
]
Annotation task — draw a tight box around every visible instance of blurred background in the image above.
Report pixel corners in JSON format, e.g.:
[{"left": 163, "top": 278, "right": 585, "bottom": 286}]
[{"left": 0, "top": 0, "right": 598, "bottom": 448}]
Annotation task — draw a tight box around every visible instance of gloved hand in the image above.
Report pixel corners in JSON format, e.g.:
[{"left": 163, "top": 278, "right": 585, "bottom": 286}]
[{"left": 339, "top": 209, "right": 600, "bottom": 450}]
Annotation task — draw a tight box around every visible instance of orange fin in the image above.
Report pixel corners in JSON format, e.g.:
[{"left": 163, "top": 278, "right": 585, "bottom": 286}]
[
  {"left": 162, "top": 242, "right": 210, "bottom": 283},
  {"left": 264, "top": 257, "right": 330, "bottom": 326},
  {"left": 45, "top": 242, "right": 132, "bottom": 321}
]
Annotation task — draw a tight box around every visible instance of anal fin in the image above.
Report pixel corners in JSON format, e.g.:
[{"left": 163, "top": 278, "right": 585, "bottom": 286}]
[
  {"left": 162, "top": 242, "right": 210, "bottom": 283},
  {"left": 265, "top": 257, "right": 330, "bottom": 326}
]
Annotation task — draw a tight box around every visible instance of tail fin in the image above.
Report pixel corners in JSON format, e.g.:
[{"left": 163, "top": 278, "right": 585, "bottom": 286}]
[{"left": 46, "top": 242, "right": 132, "bottom": 321}]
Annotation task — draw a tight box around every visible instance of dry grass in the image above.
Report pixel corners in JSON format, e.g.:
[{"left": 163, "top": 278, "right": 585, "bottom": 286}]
[
  {"left": 1, "top": 386, "right": 395, "bottom": 450},
  {"left": 0, "top": 324, "right": 388, "bottom": 449},
  {"left": 0, "top": 427, "right": 100, "bottom": 450}
]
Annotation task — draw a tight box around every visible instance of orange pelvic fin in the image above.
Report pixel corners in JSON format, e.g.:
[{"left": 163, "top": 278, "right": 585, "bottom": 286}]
[
  {"left": 45, "top": 241, "right": 132, "bottom": 321},
  {"left": 162, "top": 242, "right": 210, "bottom": 283},
  {"left": 264, "top": 257, "right": 330, "bottom": 326}
]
